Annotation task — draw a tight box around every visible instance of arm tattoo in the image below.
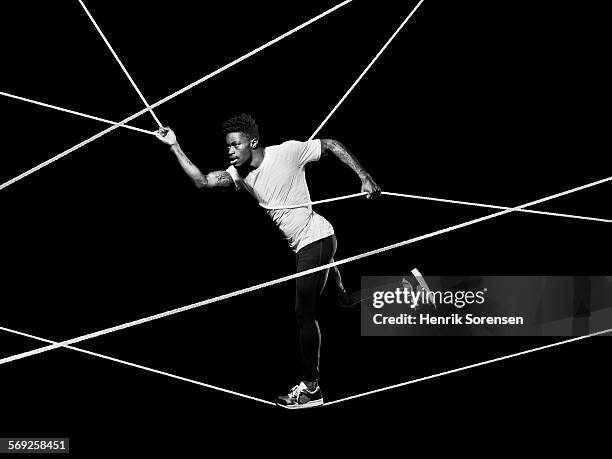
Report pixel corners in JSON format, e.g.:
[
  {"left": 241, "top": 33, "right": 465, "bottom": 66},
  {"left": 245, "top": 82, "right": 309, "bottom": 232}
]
[
  {"left": 320, "top": 139, "right": 369, "bottom": 180},
  {"left": 205, "top": 170, "right": 234, "bottom": 189}
]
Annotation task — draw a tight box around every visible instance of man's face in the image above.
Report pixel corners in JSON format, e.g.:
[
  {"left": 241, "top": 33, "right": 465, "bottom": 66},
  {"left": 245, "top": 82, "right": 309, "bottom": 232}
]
[{"left": 226, "top": 132, "right": 253, "bottom": 168}]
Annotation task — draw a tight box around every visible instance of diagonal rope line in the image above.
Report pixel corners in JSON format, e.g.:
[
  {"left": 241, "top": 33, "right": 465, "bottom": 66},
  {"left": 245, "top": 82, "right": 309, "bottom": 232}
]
[
  {"left": 0, "top": 0, "right": 353, "bottom": 192},
  {"left": 260, "top": 190, "right": 612, "bottom": 224},
  {"left": 260, "top": 191, "right": 368, "bottom": 209},
  {"left": 0, "top": 326, "right": 275, "bottom": 406},
  {"left": 324, "top": 327, "right": 612, "bottom": 407},
  {"left": 309, "top": 0, "right": 426, "bottom": 140},
  {"left": 0, "top": 91, "right": 154, "bottom": 135},
  {"left": 1, "top": 174, "right": 611, "bottom": 367},
  {"left": 381, "top": 191, "right": 612, "bottom": 224},
  {"left": 77, "top": 0, "right": 162, "bottom": 128}
]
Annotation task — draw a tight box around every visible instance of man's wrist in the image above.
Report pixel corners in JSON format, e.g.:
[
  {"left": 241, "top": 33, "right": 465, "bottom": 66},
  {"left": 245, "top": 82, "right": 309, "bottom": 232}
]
[{"left": 359, "top": 171, "right": 371, "bottom": 182}]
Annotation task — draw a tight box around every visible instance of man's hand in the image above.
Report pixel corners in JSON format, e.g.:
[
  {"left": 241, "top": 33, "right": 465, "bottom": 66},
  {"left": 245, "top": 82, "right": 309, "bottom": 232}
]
[
  {"left": 155, "top": 127, "right": 177, "bottom": 146},
  {"left": 361, "top": 175, "right": 381, "bottom": 199}
]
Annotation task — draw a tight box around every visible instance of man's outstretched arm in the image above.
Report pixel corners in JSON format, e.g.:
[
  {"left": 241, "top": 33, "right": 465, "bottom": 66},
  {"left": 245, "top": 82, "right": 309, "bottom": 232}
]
[
  {"left": 320, "top": 139, "right": 381, "bottom": 198},
  {"left": 155, "top": 127, "right": 234, "bottom": 189}
]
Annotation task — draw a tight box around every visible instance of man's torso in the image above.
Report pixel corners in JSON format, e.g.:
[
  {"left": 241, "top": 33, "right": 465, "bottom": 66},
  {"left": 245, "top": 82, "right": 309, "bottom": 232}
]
[{"left": 226, "top": 140, "right": 334, "bottom": 252}]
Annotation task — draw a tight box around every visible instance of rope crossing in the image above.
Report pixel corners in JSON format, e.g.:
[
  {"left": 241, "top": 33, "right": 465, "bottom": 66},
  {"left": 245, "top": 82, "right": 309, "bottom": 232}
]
[
  {"left": 0, "top": 325, "right": 275, "bottom": 406},
  {"left": 77, "top": 0, "right": 163, "bottom": 128},
  {"left": 0, "top": 91, "right": 154, "bottom": 135},
  {"left": 259, "top": 190, "right": 612, "bottom": 224}
]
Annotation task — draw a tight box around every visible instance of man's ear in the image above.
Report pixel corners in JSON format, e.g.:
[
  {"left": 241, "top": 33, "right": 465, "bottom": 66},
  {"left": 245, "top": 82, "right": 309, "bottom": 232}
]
[{"left": 250, "top": 137, "right": 259, "bottom": 149}]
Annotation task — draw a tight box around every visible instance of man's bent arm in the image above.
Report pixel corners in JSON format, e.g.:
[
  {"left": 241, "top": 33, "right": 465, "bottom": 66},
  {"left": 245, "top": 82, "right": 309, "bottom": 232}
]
[
  {"left": 320, "top": 138, "right": 381, "bottom": 198},
  {"left": 320, "top": 139, "right": 369, "bottom": 179}
]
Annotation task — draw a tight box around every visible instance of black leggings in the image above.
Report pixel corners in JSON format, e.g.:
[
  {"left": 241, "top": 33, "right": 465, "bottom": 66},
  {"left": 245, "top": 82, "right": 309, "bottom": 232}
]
[{"left": 295, "top": 235, "right": 337, "bottom": 382}]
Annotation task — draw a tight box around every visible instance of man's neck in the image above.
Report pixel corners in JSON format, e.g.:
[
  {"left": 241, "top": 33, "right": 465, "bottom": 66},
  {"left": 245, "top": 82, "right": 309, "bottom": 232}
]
[
  {"left": 250, "top": 147, "right": 265, "bottom": 168},
  {"left": 237, "top": 147, "right": 265, "bottom": 176}
]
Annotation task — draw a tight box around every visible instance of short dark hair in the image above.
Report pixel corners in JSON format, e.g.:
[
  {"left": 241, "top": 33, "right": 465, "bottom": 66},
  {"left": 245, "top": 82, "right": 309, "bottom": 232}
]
[{"left": 220, "top": 113, "right": 259, "bottom": 140}]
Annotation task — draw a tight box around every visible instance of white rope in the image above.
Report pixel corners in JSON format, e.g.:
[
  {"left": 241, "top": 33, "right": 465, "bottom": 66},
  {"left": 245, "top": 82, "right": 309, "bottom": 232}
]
[
  {"left": 77, "top": 0, "right": 163, "bottom": 128},
  {"left": 309, "top": 0, "right": 426, "bottom": 140},
  {"left": 1, "top": 173, "right": 611, "bottom": 367},
  {"left": 0, "top": 0, "right": 353, "bottom": 192},
  {"left": 0, "top": 121, "right": 135, "bottom": 191},
  {"left": 260, "top": 192, "right": 367, "bottom": 210},
  {"left": 324, "top": 327, "right": 612, "bottom": 406},
  {"left": 0, "top": 326, "right": 275, "bottom": 406},
  {"left": 0, "top": 91, "right": 153, "bottom": 135}
]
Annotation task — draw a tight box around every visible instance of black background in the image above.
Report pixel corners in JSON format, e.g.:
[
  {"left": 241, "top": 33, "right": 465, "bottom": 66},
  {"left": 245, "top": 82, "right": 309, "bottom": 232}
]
[{"left": 1, "top": 0, "right": 610, "bottom": 453}]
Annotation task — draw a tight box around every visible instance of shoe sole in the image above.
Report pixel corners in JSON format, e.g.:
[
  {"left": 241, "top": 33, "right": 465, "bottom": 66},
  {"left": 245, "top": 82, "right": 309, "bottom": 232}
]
[{"left": 277, "top": 398, "right": 324, "bottom": 409}]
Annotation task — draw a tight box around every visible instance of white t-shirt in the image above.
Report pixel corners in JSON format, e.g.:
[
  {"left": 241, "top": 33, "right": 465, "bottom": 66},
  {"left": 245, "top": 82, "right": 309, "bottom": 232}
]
[{"left": 226, "top": 139, "right": 334, "bottom": 253}]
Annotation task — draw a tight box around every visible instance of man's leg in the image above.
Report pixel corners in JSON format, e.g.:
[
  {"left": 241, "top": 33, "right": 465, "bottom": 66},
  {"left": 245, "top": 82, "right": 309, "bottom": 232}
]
[
  {"left": 295, "top": 236, "right": 336, "bottom": 383},
  {"left": 329, "top": 251, "right": 363, "bottom": 309},
  {"left": 275, "top": 236, "right": 336, "bottom": 408}
]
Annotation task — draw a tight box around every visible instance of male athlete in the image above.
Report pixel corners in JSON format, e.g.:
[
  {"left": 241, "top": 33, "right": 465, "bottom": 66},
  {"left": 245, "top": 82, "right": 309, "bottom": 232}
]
[{"left": 155, "top": 114, "right": 380, "bottom": 408}]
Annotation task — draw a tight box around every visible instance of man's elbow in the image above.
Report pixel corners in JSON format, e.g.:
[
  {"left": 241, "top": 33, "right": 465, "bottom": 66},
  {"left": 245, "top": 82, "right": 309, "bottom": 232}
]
[
  {"left": 193, "top": 177, "right": 208, "bottom": 189},
  {"left": 320, "top": 138, "right": 337, "bottom": 157}
]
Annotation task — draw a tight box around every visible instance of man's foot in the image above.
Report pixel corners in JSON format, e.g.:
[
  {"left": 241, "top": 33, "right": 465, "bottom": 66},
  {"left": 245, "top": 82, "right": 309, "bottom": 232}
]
[{"left": 275, "top": 382, "right": 324, "bottom": 409}]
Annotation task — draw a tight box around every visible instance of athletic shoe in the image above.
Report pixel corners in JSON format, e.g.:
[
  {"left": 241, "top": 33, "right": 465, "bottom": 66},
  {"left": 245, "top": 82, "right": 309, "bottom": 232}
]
[{"left": 275, "top": 382, "right": 324, "bottom": 409}]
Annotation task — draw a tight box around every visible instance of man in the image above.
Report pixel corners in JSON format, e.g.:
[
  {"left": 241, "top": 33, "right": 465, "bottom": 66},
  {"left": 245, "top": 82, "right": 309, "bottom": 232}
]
[{"left": 155, "top": 113, "right": 380, "bottom": 408}]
